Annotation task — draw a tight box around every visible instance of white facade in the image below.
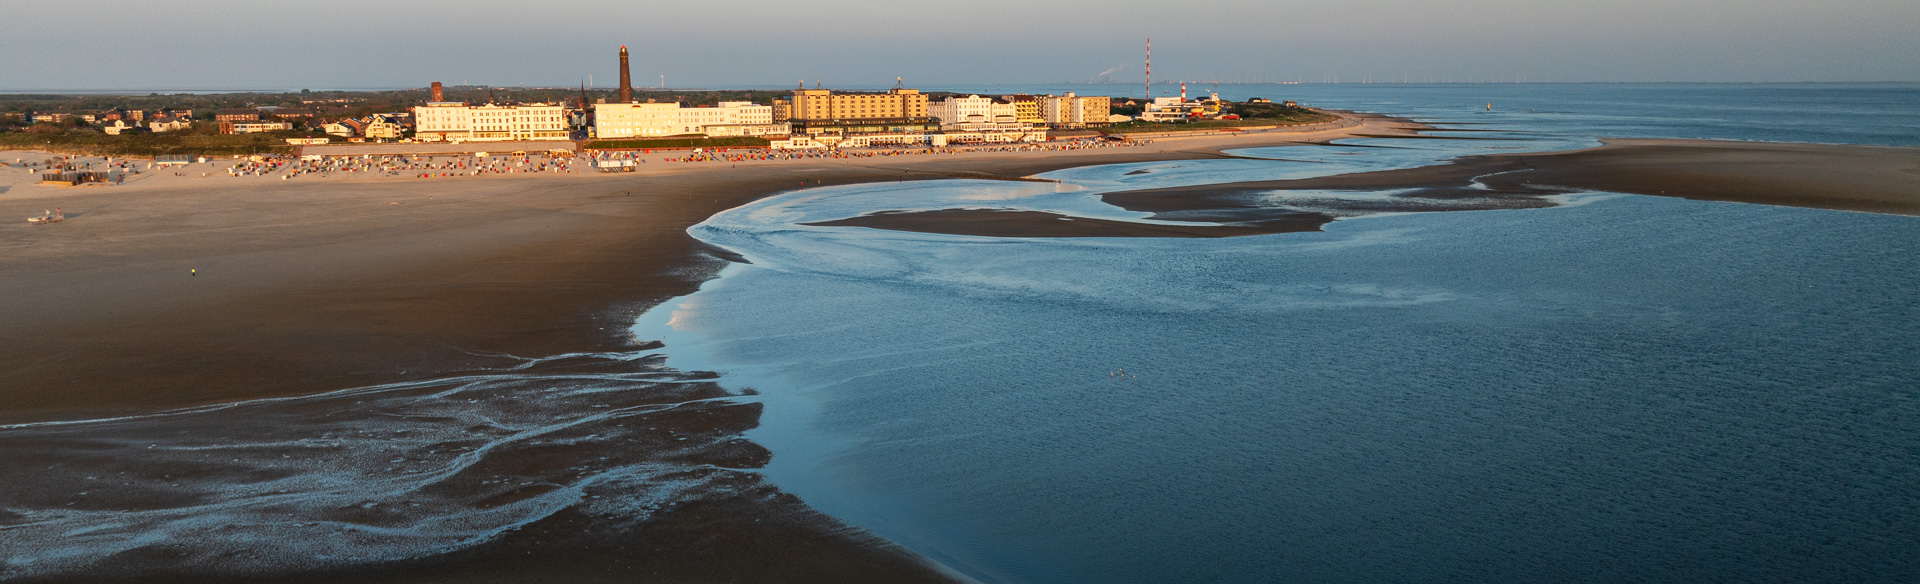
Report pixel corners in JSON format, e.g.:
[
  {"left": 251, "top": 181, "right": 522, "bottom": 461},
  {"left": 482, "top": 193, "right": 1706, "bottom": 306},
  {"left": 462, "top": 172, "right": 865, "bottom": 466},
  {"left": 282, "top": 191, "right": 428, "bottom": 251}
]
[
  {"left": 148, "top": 118, "right": 193, "bottom": 133},
  {"left": 1140, "top": 96, "right": 1203, "bottom": 123},
  {"left": 365, "top": 116, "right": 405, "bottom": 139},
  {"left": 703, "top": 122, "right": 792, "bottom": 137},
  {"left": 594, "top": 101, "right": 782, "bottom": 139},
  {"left": 414, "top": 103, "right": 470, "bottom": 139},
  {"left": 768, "top": 128, "right": 1044, "bottom": 150},
  {"left": 413, "top": 102, "right": 568, "bottom": 142},
  {"left": 682, "top": 101, "right": 772, "bottom": 126},
  {"left": 929, "top": 95, "right": 1026, "bottom": 132},
  {"left": 228, "top": 121, "right": 292, "bottom": 134},
  {"left": 592, "top": 103, "right": 684, "bottom": 138}
]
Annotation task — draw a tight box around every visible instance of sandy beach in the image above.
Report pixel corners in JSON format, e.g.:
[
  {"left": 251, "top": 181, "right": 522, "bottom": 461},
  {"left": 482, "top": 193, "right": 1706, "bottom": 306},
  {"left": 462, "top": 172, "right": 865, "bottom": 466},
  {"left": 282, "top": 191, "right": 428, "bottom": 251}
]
[
  {"left": 0, "top": 112, "right": 1424, "bottom": 582},
  {"left": 6, "top": 110, "right": 1915, "bottom": 580},
  {"left": 0, "top": 113, "right": 1421, "bottom": 420}
]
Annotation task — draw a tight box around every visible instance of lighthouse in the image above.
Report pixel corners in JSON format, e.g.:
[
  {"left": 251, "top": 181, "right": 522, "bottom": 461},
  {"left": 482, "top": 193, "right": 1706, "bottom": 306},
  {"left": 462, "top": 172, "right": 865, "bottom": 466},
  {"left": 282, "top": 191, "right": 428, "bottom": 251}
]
[{"left": 618, "top": 45, "right": 633, "bottom": 104}]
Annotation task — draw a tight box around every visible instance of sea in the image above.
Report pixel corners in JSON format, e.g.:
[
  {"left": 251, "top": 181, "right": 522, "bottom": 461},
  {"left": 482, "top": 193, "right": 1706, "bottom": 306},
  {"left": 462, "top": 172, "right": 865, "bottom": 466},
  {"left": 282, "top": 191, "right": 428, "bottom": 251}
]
[
  {"left": 633, "top": 83, "right": 1920, "bottom": 583},
  {"left": 2, "top": 83, "right": 1915, "bottom": 582}
]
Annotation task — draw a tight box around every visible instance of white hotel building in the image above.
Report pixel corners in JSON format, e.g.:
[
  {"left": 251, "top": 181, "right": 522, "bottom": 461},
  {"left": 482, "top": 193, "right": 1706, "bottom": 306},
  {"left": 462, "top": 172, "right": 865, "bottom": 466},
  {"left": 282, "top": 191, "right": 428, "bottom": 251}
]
[
  {"left": 593, "top": 101, "right": 786, "bottom": 139},
  {"left": 928, "top": 95, "right": 1025, "bottom": 132},
  {"left": 413, "top": 102, "right": 569, "bottom": 142}
]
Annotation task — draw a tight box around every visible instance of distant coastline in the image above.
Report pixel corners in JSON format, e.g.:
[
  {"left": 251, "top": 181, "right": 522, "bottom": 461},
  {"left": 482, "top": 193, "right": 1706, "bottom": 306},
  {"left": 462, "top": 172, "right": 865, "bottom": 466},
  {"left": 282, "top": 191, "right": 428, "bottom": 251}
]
[
  {"left": 2, "top": 102, "right": 1916, "bottom": 581},
  {"left": 6, "top": 80, "right": 1919, "bottom": 95}
]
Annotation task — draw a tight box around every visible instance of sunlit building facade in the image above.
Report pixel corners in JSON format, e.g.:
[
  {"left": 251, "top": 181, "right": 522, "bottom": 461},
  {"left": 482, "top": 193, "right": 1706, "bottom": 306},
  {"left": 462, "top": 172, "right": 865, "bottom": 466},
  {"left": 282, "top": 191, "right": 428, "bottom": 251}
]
[{"left": 414, "top": 102, "right": 569, "bottom": 142}]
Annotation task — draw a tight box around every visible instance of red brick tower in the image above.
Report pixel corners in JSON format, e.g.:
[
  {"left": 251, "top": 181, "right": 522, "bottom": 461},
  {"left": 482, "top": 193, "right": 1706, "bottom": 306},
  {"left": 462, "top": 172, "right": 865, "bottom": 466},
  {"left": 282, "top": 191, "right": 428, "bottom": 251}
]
[{"left": 618, "top": 46, "right": 633, "bottom": 104}]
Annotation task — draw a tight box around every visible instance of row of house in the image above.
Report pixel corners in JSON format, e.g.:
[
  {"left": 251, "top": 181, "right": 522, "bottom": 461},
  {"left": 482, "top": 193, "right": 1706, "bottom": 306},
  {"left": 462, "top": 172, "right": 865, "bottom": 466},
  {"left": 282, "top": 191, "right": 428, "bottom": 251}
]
[
  {"left": 18, "top": 104, "right": 405, "bottom": 137},
  {"left": 1132, "top": 87, "right": 1279, "bottom": 123},
  {"left": 396, "top": 74, "right": 1124, "bottom": 145},
  {"left": 26, "top": 107, "right": 193, "bottom": 125},
  {"left": 97, "top": 114, "right": 401, "bottom": 137},
  {"left": 215, "top": 106, "right": 363, "bottom": 122},
  {"left": 318, "top": 114, "right": 408, "bottom": 139}
]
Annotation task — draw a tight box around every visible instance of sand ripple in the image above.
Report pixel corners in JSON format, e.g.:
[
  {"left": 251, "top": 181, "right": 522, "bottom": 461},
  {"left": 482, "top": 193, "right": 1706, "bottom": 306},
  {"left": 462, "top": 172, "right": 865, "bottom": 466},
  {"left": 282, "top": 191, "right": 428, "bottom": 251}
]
[{"left": 0, "top": 350, "right": 768, "bottom": 579}]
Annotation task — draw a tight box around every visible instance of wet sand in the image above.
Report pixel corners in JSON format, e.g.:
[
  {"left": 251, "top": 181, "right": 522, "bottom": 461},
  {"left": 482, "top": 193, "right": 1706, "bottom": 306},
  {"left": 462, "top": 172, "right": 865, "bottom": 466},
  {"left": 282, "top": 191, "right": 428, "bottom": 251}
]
[
  {"left": 6, "top": 115, "right": 1912, "bottom": 580},
  {"left": 1, "top": 168, "right": 970, "bottom": 582},
  {"left": 1104, "top": 138, "right": 1920, "bottom": 219},
  {"left": 0, "top": 111, "right": 1425, "bottom": 419},
  {"left": 0, "top": 110, "right": 1424, "bottom": 581},
  {"left": 809, "top": 209, "right": 1332, "bottom": 238},
  {"left": 1490, "top": 138, "right": 1920, "bottom": 215},
  {"left": 842, "top": 138, "right": 1920, "bottom": 239}
]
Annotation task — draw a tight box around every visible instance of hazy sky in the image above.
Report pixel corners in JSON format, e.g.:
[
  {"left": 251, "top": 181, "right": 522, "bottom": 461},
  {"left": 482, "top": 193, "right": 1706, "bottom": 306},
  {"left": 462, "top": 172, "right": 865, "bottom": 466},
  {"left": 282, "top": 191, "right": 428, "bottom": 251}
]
[{"left": 5, "top": 0, "right": 1917, "bottom": 91}]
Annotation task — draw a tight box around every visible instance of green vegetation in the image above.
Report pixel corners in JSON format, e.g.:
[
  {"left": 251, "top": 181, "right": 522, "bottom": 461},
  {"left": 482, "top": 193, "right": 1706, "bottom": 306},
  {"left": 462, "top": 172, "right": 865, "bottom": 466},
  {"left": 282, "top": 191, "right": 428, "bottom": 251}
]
[
  {"left": 0, "top": 130, "right": 306, "bottom": 157},
  {"left": 585, "top": 136, "right": 770, "bottom": 150},
  {"left": 1104, "top": 104, "right": 1335, "bottom": 134},
  {"left": 0, "top": 90, "right": 421, "bottom": 121},
  {"left": 1226, "top": 102, "right": 1329, "bottom": 121}
]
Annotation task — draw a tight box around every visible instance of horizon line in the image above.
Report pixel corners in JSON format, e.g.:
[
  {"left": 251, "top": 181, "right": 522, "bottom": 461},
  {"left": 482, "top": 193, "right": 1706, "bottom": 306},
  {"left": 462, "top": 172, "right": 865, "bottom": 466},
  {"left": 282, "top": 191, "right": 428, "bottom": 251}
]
[{"left": 3, "top": 80, "right": 1917, "bottom": 96}]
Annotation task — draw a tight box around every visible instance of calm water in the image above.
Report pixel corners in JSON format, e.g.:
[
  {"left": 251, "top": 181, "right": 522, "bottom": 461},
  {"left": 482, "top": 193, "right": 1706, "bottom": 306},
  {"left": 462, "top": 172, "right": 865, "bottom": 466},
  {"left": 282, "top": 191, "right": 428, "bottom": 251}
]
[{"left": 633, "top": 84, "right": 1920, "bottom": 583}]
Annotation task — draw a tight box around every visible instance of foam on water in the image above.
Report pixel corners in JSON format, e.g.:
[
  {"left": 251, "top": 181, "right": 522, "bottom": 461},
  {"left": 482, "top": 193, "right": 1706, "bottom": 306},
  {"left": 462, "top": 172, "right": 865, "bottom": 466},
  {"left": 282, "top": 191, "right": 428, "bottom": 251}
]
[{"left": 0, "top": 351, "right": 763, "bottom": 579}]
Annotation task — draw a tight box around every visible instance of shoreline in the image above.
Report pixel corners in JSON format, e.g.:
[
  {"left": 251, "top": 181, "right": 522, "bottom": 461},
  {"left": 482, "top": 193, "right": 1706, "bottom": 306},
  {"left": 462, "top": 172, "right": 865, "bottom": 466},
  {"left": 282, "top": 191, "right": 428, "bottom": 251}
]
[
  {"left": 829, "top": 138, "right": 1920, "bottom": 239},
  {"left": 0, "top": 110, "right": 1426, "bottom": 581},
  {"left": 4, "top": 109, "right": 1915, "bottom": 581},
  {"left": 0, "top": 110, "right": 1430, "bottom": 421},
  {"left": 11, "top": 108, "right": 1911, "bottom": 580}
]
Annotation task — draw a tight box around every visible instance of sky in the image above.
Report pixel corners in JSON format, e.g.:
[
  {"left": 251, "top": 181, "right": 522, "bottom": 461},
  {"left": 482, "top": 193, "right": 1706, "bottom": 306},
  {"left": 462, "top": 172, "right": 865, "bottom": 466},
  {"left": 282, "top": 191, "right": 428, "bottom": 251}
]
[{"left": 4, "top": 0, "right": 1917, "bottom": 91}]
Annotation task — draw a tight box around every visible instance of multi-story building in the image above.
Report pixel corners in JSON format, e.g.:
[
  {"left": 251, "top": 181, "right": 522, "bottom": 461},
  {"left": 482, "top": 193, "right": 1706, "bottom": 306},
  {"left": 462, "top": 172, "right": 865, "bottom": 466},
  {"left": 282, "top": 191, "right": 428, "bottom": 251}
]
[
  {"left": 364, "top": 115, "right": 406, "bottom": 139},
  {"left": 929, "top": 95, "right": 1025, "bottom": 132},
  {"left": 592, "top": 102, "right": 684, "bottom": 138},
  {"left": 1041, "top": 93, "right": 1113, "bottom": 128},
  {"left": 595, "top": 101, "right": 785, "bottom": 139},
  {"left": 215, "top": 109, "right": 261, "bottom": 122},
  {"left": 413, "top": 102, "right": 569, "bottom": 142},
  {"left": 678, "top": 101, "right": 778, "bottom": 135},
  {"left": 1004, "top": 95, "right": 1045, "bottom": 126},
  {"left": 772, "top": 85, "right": 937, "bottom": 136}
]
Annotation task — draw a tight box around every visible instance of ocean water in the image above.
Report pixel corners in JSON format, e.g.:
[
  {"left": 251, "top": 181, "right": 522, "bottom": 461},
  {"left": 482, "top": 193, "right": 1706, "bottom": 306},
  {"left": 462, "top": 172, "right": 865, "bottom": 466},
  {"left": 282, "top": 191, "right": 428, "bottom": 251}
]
[
  {"left": 633, "top": 84, "right": 1920, "bottom": 583},
  {"left": 2, "top": 84, "right": 1914, "bottom": 581},
  {"left": 937, "top": 82, "right": 1920, "bottom": 147}
]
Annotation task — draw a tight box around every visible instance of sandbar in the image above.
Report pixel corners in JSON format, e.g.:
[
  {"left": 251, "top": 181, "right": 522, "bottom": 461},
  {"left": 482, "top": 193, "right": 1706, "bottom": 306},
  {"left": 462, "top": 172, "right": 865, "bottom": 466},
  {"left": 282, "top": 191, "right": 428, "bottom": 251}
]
[{"left": 0, "top": 110, "right": 1426, "bottom": 581}]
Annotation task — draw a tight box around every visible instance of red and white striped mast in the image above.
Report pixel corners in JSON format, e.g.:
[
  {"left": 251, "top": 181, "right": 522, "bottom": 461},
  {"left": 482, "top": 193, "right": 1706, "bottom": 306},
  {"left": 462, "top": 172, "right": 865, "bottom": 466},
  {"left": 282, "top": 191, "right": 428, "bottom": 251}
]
[{"left": 1145, "top": 38, "right": 1152, "bottom": 101}]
